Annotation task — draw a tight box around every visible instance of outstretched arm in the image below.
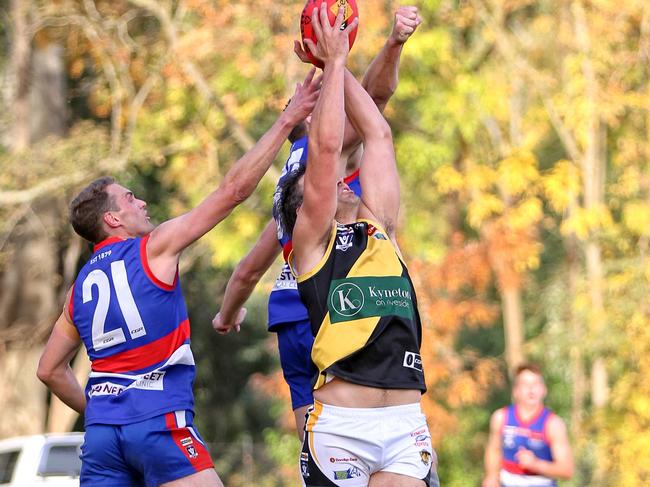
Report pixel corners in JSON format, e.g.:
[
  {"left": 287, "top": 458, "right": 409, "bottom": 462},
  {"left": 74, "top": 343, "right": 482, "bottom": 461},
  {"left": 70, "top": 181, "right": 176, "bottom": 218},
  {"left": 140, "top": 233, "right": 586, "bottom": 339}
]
[
  {"left": 296, "top": 6, "right": 421, "bottom": 163},
  {"left": 343, "top": 69, "right": 399, "bottom": 239},
  {"left": 37, "top": 293, "right": 86, "bottom": 414},
  {"left": 213, "top": 219, "right": 281, "bottom": 334},
  {"left": 361, "top": 6, "right": 421, "bottom": 111},
  {"left": 292, "top": 5, "right": 356, "bottom": 275},
  {"left": 146, "top": 69, "right": 320, "bottom": 280}
]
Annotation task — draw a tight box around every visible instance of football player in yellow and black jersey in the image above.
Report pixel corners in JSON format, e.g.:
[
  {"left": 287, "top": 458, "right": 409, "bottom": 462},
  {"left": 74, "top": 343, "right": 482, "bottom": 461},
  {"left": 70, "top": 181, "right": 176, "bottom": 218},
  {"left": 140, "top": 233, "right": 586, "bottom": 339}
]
[{"left": 281, "top": 4, "right": 438, "bottom": 487}]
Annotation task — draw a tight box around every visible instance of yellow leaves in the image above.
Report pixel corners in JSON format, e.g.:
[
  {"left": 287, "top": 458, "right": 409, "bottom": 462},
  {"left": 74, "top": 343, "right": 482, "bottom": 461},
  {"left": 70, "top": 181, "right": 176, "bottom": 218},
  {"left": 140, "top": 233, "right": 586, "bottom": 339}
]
[
  {"left": 643, "top": 262, "right": 650, "bottom": 283},
  {"left": 466, "top": 163, "right": 497, "bottom": 191},
  {"left": 468, "top": 194, "right": 504, "bottom": 228},
  {"left": 631, "top": 395, "right": 650, "bottom": 421},
  {"left": 506, "top": 197, "right": 543, "bottom": 231},
  {"left": 623, "top": 200, "right": 650, "bottom": 236},
  {"left": 561, "top": 205, "right": 614, "bottom": 239},
  {"left": 541, "top": 159, "right": 581, "bottom": 213},
  {"left": 434, "top": 165, "right": 464, "bottom": 194},
  {"left": 497, "top": 151, "right": 540, "bottom": 196}
]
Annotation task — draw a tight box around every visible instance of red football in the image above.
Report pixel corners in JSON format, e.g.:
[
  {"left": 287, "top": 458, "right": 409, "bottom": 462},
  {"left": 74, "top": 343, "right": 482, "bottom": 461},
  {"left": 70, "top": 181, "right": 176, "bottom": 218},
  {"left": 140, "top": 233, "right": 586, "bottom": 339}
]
[{"left": 300, "top": 0, "right": 359, "bottom": 68}]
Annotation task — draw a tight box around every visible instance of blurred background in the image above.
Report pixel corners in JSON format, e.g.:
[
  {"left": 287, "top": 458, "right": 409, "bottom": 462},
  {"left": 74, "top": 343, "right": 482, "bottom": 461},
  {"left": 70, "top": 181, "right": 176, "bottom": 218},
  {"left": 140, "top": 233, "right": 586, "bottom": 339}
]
[{"left": 0, "top": 0, "right": 648, "bottom": 485}]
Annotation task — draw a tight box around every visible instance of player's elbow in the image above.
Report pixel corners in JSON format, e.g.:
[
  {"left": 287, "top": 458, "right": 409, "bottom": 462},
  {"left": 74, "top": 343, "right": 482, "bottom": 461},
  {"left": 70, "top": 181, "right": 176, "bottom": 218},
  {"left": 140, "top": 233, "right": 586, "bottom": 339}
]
[
  {"left": 373, "top": 119, "right": 393, "bottom": 143},
  {"left": 234, "top": 263, "right": 264, "bottom": 288},
  {"left": 36, "top": 358, "right": 55, "bottom": 386},
  {"left": 559, "top": 461, "right": 574, "bottom": 479},
  {"left": 313, "top": 128, "right": 343, "bottom": 157},
  {"left": 222, "top": 178, "right": 254, "bottom": 207}
]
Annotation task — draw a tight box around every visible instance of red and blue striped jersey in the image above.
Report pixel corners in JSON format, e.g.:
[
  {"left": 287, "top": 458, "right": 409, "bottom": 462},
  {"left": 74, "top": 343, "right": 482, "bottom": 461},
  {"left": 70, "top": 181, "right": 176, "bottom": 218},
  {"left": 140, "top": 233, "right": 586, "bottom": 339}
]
[
  {"left": 70, "top": 236, "right": 194, "bottom": 425},
  {"left": 501, "top": 405, "right": 557, "bottom": 486}
]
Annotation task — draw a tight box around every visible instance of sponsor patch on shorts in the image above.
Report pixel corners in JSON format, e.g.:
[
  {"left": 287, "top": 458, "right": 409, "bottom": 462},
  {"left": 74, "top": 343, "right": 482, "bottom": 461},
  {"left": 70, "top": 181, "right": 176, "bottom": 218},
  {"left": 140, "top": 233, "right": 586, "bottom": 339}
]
[
  {"left": 333, "top": 466, "right": 362, "bottom": 480},
  {"left": 420, "top": 450, "right": 432, "bottom": 466}
]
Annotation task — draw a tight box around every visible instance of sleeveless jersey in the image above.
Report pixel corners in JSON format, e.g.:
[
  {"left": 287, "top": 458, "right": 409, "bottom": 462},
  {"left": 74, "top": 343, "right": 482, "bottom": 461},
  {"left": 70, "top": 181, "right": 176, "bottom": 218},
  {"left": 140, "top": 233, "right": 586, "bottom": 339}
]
[
  {"left": 268, "top": 136, "right": 361, "bottom": 330},
  {"left": 70, "top": 236, "right": 194, "bottom": 426},
  {"left": 501, "top": 405, "right": 557, "bottom": 487},
  {"left": 290, "top": 220, "right": 426, "bottom": 391}
]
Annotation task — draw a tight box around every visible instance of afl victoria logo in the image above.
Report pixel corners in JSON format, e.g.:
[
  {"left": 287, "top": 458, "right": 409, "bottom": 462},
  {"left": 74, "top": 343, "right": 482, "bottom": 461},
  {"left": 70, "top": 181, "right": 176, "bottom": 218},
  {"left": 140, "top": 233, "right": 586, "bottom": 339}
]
[{"left": 330, "top": 282, "right": 364, "bottom": 317}]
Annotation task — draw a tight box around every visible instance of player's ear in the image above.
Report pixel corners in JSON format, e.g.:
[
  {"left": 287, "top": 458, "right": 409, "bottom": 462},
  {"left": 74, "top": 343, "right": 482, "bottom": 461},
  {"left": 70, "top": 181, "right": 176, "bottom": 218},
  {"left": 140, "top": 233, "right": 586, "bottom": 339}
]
[{"left": 104, "top": 211, "right": 120, "bottom": 229}]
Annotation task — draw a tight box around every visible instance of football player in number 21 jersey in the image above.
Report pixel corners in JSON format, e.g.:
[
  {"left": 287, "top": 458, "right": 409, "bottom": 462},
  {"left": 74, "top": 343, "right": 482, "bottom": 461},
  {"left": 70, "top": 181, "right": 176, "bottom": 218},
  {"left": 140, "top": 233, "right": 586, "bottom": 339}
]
[{"left": 36, "top": 69, "right": 320, "bottom": 487}]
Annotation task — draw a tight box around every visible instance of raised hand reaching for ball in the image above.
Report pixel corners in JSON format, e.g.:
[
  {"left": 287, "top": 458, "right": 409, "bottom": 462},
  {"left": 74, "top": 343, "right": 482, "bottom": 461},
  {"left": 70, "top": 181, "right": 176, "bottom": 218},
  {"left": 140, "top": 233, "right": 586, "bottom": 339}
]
[{"left": 297, "top": 0, "right": 359, "bottom": 67}]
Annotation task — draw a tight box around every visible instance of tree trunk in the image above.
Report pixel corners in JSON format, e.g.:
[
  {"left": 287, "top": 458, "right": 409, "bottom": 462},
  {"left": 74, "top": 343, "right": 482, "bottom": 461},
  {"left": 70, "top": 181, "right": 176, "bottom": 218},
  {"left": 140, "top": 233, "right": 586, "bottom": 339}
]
[
  {"left": 566, "top": 233, "right": 586, "bottom": 439},
  {"left": 573, "top": 0, "right": 609, "bottom": 409},
  {"left": 0, "top": 4, "right": 72, "bottom": 437},
  {"left": 31, "top": 44, "right": 67, "bottom": 141},
  {"left": 0, "top": 349, "right": 47, "bottom": 437},
  {"left": 7, "top": 0, "right": 31, "bottom": 152},
  {"left": 501, "top": 286, "right": 525, "bottom": 375}
]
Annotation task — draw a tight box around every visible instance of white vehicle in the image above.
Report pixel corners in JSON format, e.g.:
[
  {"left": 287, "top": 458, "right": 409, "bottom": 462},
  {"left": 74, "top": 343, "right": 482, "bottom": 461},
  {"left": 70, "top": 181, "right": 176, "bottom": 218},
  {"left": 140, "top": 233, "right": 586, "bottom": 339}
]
[{"left": 0, "top": 433, "right": 83, "bottom": 486}]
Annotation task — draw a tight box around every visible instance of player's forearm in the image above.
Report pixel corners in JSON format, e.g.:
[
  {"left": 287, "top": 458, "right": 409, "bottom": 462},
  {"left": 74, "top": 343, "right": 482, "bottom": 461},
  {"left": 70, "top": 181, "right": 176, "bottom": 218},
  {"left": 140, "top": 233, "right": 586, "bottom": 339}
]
[
  {"left": 219, "top": 272, "right": 258, "bottom": 324},
  {"left": 344, "top": 70, "right": 391, "bottom": 143},
  {"left": 528, "top": 459, "right": 574, "bottom": 479},
  {"left": 484, "top": 447, "right": 501, "bottom": 480},
  {"left": 39, "top": 367, "right": 86, "bottom": 414},
  {"left": 220, "top": 220, "right": 281, "bottom": 323},
  {"left": 222, "top": 112, "right": 297, "bottom": 201},
  {"left": 361, "top": 39, "right": 403, "bottom": 109},
  {"left": 312, "top": 60, "right": 346, "bottom": 158}
]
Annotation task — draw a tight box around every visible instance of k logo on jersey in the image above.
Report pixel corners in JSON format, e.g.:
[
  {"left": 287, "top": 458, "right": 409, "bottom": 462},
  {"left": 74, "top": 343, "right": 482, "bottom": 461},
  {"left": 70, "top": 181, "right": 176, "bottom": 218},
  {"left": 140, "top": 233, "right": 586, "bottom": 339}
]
[{"left": 330, "top": 282, "right": 364, "bottom": 318}]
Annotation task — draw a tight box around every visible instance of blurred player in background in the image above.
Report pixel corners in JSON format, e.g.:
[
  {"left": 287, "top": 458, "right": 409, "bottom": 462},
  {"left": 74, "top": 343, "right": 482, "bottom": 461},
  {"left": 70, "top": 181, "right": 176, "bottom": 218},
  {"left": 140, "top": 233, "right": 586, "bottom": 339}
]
[{"left": 483, "top": 363, "right": 574, "bottom": 487}]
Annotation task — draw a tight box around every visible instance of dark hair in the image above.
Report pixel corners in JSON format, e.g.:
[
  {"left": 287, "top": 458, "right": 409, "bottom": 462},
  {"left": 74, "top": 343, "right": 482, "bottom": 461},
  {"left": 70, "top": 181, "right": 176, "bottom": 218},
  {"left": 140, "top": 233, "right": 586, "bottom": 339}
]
[
  {"left": 288, "top": 121, "right": 307, "bottom": 143},
  {"left": 69, "top": 176, "right": 117, "bottom": 243},
  {"left": 514, "top": 363, "right": 543, "bottom": 378},
  {"left": 277, "top": 165, "right": 306, "bottom": 237}
]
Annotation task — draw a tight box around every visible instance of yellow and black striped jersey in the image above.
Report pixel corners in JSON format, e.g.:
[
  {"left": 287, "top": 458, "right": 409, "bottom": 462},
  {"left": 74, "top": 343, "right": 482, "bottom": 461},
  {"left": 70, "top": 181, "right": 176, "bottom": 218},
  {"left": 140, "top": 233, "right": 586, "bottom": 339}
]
[{"left": 289, "top": 219, "right": 426, "bottom": 392}]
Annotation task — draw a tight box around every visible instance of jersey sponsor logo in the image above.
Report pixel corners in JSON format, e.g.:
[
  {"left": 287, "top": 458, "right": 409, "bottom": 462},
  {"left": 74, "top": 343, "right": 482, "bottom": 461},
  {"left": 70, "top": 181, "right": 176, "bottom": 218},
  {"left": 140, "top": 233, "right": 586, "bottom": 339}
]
[
  {"left": 333, "top": 467, "right": 362, "bottom": 480},
  {"left": 503, "top": 425, "right": 545, "bottom": 450},
  {"left": 403, "top": 351, "right": 423, "bottom": 371},
  {"left": 330, "top": 282, "right": 365, "bottom": 318},
  {"left": 328, "top": 276, "right": 414, "bottom": 324},
  {"left": 89, "top": 381, "right": 125, "bottom": 396},
  {"left": 272, "top": 265, "right": 298, "bottom": 291},
  {"left": 133, "top": 371, "right": 166, "bottom": 390},
  {"left": 88, "top": 371, "right": 166, "bottom": 397},
  {"left": 367, "top": 224, "right": 387, "bottom": 240}
]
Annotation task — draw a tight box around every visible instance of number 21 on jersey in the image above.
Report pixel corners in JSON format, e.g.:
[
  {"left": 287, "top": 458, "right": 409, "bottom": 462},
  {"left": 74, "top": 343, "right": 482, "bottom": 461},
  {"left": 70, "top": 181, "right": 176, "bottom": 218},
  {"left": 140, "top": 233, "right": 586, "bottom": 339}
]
[{"left": 82, "top": 260, "right": 147, "bottom": 351}]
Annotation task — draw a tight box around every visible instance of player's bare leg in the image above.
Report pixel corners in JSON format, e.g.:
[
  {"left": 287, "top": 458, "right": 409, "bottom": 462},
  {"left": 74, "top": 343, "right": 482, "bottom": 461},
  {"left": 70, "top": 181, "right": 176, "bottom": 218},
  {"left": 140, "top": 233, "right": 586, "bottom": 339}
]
[
  {"left": 159, "top": 468, "right": 224, "bottom": 487},
  {"left": 369, "top": 471, "right": 426, "bottom": 486}
]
